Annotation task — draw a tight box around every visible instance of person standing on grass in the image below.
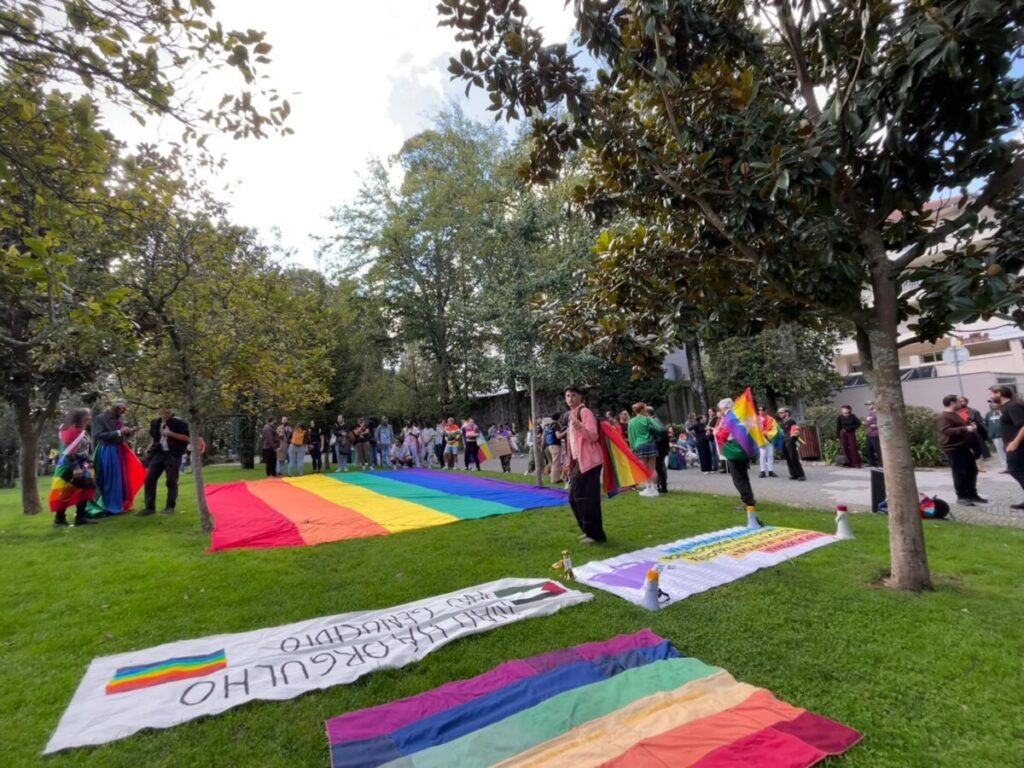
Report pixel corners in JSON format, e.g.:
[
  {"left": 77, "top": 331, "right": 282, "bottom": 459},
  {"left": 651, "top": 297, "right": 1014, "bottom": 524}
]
[
  {"left": 353, "top": 419, "right": 372, "bottom": 469},
  {"left": 628, "top": 402, "right": 661, "bottom": 497},
  {"left": 261, "top": 416, "right": 278, "bottom": 477},
  {"left": 275, "top": 423, "right": 289, "bottom": 475},
  {"left": 332, "top": 415, "right": 353, "bottom": 471},
  {"left": 435, "top": 419, "right": 448, "bottom": 467},
  {"left": 564, "top": 385, "right": 606, "bottom": 544},
  {"left": 463, "top": 417, "right": 482, "bottom": 471},
  {"left": 985, "top": 399, "right": 1007, "bottom": 469},
  {"left": 420, "top": 422, "right": 436, "bottom": 467},
  {"left": 403, "top": 421, "right": 421, "bottom": 467},
  {"left": 777, "top": 407, "right": 806, "bottom": 481},
  {"left": 287, "top": 423, "right": 308, "bottom": 477},
  {"left": 140, "top": 407, "right": 190, "bottom": 516},
  {"left": 443, "top": 417, "right": 462, "bottom": 469},
  {"left": 714, "top": 398, "right": 758, "bottom": 513},
  {"left": 375, "top": 417, "right": 394, "bottom": 469},
  {"left": 836, "top": 405, "right": 863, "bottom": 468},
  {"left": 49, "top": 408, "right": 98, "bottom": 527},
  {"left": 937, "top": 394, "right": 987, "bottom": 507},
  {"left": 988, "top": 385, "right": 1024, "bottom": 509},
  {"left": 864, "top": 402, "right": 882, "bottom": 468},
  {"left": 647, "top": 406, "right": 670, "bottom": 493},
  {"left": 305, "top": 421, "right": 321, "bottom": 475},
  {"left": 617, "top": 409, "right": 630, "bottom": 440},
  {"left": 90, "top": 400, "right": 141, "bottom": 516}
]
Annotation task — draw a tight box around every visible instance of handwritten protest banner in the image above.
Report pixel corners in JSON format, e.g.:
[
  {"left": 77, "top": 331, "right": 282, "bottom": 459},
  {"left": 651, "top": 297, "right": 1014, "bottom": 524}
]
[
  {"left": 45, "top": 578, "right": 591, "bottom": 753},
  {"left": 574, "top": 526, "right": 838, "bottom": 609}
]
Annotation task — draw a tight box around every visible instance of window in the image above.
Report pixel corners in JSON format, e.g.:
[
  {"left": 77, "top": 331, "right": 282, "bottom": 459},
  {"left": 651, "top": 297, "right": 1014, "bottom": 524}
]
[
  {"left": 996, "top": 377, "right": 1018, "bottom": 396},
  {"left": 849, "top": 363, "right": 863, "bottom": 373},
  {"left": 920, "top": 351, "right": 943, "bottom": 364},
  {"left": 965, "top": 340, "right": 1012, "bottom": 357}
]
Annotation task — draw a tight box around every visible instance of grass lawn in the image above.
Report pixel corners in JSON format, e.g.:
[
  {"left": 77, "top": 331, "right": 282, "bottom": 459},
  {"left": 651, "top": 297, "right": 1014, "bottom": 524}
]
[{"left": 1, "top": 465, "right": 1023, "bottom": 767}]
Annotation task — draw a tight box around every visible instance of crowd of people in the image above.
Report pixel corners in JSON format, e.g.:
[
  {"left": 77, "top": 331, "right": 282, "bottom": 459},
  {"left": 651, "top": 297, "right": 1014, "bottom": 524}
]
[{"left": 258, "top": 414, "right": 525, "bottom": 478}]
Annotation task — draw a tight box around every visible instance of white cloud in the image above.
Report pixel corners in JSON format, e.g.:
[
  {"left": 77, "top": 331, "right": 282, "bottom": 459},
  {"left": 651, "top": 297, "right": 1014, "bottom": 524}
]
[{"left": 99, "top": 1, "right": 577, "bottom": 268}]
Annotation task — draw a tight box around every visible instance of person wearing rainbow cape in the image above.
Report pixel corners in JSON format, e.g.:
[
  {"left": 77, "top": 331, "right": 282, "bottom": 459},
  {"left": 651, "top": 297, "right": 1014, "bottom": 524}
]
[
  {"left": 48, "top": 408, "right": 98, "bottom": 527},
  {"left": 715, "top": 391, "right": 764, "bottom": 527},
  {"left": 88, "top": 400, "right": 146, "bottom": 517}
]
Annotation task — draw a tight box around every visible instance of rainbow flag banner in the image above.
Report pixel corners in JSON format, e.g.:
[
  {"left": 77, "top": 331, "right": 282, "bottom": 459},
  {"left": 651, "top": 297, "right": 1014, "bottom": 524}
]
[
  {"left": 45, "top": 579, "right": 592, "bottom": 754},
  {"left": 575, "top": 526, "right": 839, "bottom": 609},
  {"left": 324, "top": 631, "right": 862, "bottom": 768},
  {"left": 476, "top": 433, "right": 495, "bottom": 463},
  {"left": 105, "top": 650, "right": 227, "bottom": 695},
  {"left": 599, "top": 421, "right": 653, "bottom": 496},
  {"left": 207, "top": 469, "right": 568, "bottom": 552},
  {"left": 723, "top": 387, "right": 766, "bottom": 458}
]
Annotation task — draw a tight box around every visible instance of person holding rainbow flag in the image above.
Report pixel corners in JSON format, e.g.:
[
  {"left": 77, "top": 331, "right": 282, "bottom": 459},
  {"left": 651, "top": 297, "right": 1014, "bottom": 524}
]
[
  {"left": 49, "top": 408, "right": 98, "bottom": 527},
  {"left": 715, "top": 389, "right": 766, "bottom": 527},
  {"left": 89, "top": 400, "right": 146, "bottom": 517}
]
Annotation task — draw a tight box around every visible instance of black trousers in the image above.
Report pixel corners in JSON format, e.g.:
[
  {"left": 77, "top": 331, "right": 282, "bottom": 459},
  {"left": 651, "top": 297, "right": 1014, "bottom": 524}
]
[
  {"left": 866, "top": 435, "right": 882, "bottom": 467},
  {"left": 728, "top": 458, "right": 756, "bottom": 507},
  {"left": 465, "top": 443, "right": 480, "bottom": 469},
  {"left": 263, "top": 448, "right": 277, "bottom": 476},
  {"left": 1007, "top": 449, "right": 1024, "bottom": 493},
  {"left": 434, "top": 443, "right": 445, "bottom": 467},
  {"left": 570, "top": 464, "right": 605, "bottom": 541},
  {"left": 145, "top": 452, "right": 180, "bottom": 510},
  {"left": 784, "top": 437, "right": 805, "bottom": 479},
  {"left": 946, "top": 445, "right": 978, "bottom": 500},
  {"left": 499, "top": 454, "right": 511, "bottom": 472},
  {"left": 655, "top": 450, "right": 668, "bottom": 492},
  {"left": 695, "top": 439, "right": 712, "bottom": 472},
  {"left": 309, "top": 446, "right": 322, "bottom": 471}
]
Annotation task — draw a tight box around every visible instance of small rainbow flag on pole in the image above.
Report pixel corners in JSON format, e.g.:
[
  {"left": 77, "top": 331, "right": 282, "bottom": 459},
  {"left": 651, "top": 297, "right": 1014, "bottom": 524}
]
[
  {"left": 477, "top": 432, "right": 494, "bottom": 464},
  {"left": 105, "top": 650, "right": 227, "bottom": 695},
  {"left": 599, "top": 422, "right": 653, "bottom": 496},
  {"left": 724, "top": 388, "right": 767, "bottom": 458}
]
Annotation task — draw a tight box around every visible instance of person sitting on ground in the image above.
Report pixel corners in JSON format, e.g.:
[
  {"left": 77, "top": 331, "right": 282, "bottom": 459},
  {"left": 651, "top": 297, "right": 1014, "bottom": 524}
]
[{"left": 391, "top": 442, "right": 416, "bottom": 468}]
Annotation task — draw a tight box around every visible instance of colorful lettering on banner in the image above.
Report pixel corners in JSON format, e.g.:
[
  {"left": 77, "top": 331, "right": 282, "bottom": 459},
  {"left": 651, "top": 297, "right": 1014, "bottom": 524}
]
[
  {"left": 575, "top": 526, "right": 840, "bottom": 609},
  {"left": 44, "top": 579, "right": 591, "bottom": 754}
]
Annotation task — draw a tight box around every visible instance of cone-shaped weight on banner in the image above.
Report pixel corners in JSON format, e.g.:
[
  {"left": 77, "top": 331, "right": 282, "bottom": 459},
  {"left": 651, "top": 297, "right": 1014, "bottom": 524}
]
[
  {"left": 745, "top": 506, "right": 763, "bottom": 528},
  {"left": 641, "top": 568, "right": 662, "bottom": 611},
  {"left": 835, "top": 505, "right": 855, "bottom": 540}
]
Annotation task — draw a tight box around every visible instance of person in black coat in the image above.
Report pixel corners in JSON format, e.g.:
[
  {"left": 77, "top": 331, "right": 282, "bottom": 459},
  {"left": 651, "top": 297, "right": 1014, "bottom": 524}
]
[{"left": 141, "top": 407, "right": 190, "bottom": 515}]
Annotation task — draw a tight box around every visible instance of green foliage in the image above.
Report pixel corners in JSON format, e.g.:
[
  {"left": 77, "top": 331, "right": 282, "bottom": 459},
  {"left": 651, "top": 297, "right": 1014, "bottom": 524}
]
[{"left": 704, "top": 324, "right": 844, "bottom": 408}]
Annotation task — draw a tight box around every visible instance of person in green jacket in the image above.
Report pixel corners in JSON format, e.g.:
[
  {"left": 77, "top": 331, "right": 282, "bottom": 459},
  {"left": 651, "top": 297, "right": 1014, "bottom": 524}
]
[{"left": 628, "top": 402, "right": 662, "bottom": 497}]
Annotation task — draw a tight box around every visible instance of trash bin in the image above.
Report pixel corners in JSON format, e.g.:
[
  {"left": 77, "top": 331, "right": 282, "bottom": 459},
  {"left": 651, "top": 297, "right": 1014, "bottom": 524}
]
[
  {"left": 798, "top": 425, "right": 821, "bottom": 460},
  {"left": 870, "top": 468, "right": 886, "bottom": 513}
]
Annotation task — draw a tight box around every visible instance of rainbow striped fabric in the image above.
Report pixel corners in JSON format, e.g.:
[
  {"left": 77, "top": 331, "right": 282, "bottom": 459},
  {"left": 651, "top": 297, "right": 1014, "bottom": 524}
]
[
  {"left": 722, "top": 388, "right": 766, "bottom": 458},
  {"left": 105, "top": 650, "right": 226, "bottom": 695},
  {"left": 762, "top": 414, "right": 784, "bottom": 450},
  {"left": 599, "top": 421, "right": 653, "bottom": 496},
  {"left": 207, "top": 470, "right": 568, "bottom": 552},
  {"left": 324, "top": 630, "right": 861, "bottom": 767},
  {"left": 476, "top": 432, "right": 495, "bottom": 463}
]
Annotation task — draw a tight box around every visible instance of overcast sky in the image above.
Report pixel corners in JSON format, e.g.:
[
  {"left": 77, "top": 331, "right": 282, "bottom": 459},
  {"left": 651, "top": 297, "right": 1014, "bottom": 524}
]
[{"left": 110, "top": 1, "right": 576, "bottom": 269}]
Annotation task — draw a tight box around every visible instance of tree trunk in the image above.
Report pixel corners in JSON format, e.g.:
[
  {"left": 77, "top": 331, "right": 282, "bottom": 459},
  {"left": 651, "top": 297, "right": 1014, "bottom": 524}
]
[
  {"left": 863, "top": 242, "right": 932, "bottom": 591},
  {"left": 530, "top": 375, "right": 543, "bottom": 488},
  {"left": 508, "top": 378, "right": 521, "bottom": 429},
  {"left": 189, "top": 426, "right": 213, "bottom": 532},
  {"left": 236, "top": 415, "right": 256, "bottom": 469},
  {"left": 14, "top": 395, "right": 41, "bottom": 515},
  {"left": 686, "top": 337, "right": 710, "bottom": 413}
]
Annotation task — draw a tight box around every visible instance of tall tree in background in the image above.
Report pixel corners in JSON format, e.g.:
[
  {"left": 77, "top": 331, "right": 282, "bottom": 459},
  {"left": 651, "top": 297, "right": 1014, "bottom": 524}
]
[
  {"left": 322, "top": 107, "right": 505, "bottom": 409},
  {"left": 441, "top": 0, "right": 1024, "bottom": 591},
  {"left": 0, "top": 76, "right": 130, "bottom": 514}
]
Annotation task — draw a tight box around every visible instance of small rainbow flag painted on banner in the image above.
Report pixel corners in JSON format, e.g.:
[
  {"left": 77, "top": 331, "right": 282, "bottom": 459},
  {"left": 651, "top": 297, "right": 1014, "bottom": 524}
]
[
  {"left": 724, "top": 388, "right": 766, "bottom": 458},
  {"left": 477, "top": 432, "right": 494, "bottom": 463},
  {"left": 105, "top": 649, "right": 227, "bottom": 695},
  {"left": 599, "top": 422, "right": 653, "bottom": 496}
]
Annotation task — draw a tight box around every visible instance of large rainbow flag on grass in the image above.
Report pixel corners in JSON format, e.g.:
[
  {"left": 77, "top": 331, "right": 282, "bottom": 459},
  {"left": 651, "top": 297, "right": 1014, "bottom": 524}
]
[
  {"left": 600, "top": 421, "right": 653, "bottom": 496},
  {"left": 325, "top": 630, "right": 862, "bottom": 768},
  {"left": 206, "top": 469, "right": 568, "bottom": 552},
  {"left": 722, "top": 387, "right": 767, "bottom": 458}
]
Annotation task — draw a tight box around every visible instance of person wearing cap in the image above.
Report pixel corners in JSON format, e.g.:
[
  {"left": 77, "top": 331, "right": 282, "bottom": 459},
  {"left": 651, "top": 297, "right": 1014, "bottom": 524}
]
[
  {"left": 864, "top": 402, "right": 881, "bottom": 468},
  {"left": 777, "top": 407, "right": 806, "bottom": 481},
  {"left": 90, "top": 400, "right": 143, "bottom": 515},
  {"left": 140, "top": 407, "right": 190, "bottom": 516}
]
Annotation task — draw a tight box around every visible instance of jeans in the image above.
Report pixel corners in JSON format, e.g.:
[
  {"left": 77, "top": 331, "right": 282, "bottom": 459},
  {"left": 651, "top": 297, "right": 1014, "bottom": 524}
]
[
  {"left": 144, "top": 452, "right": 180, "bottom": 510},
  {"left": 379, "top": 442, "right": 393, "bottom": 468},
  {"left": 991, "top": 437, "right": 1006, "bottom": 466},
  {"left": 287, "top": 444, "right": 305, "bottom": 476},
  {"left": 335, "top": 444, "right": 350, "bottom": 470},
  {"left": 465, "top": 443, "right": 480, "bottom": 470},
  {"left": 309, "top": 446, "right": 321, "bottom": 471}
]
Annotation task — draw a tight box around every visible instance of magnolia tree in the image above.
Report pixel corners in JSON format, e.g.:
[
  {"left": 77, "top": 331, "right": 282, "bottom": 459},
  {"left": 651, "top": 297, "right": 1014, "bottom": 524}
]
[{"left": 440, "top": 0, "right": 1024, "bottom": 590}]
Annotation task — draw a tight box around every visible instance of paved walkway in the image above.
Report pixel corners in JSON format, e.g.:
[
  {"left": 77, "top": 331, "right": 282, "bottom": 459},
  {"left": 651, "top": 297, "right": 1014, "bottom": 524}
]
[{"left": 499, "top": 455, "right": 1024, "bottom": 529}]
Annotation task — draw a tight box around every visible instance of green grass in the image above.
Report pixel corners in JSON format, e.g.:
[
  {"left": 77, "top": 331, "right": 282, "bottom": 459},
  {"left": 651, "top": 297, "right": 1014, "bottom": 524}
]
[{"left": 2, "top": 466, "right": 1023, "bottom": 767}]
